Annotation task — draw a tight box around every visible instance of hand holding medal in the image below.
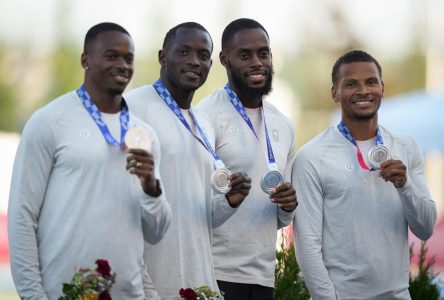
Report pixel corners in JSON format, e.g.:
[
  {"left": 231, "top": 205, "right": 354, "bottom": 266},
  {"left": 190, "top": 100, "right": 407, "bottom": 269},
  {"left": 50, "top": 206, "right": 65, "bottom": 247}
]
[
  {"left": 269, "top": 182, "right": 298, "bottom": 212},
  {"left": 125, "top": 127, "right": 161, "bottom": 196},
  {"left": 125, "top": 127, "right": 152, "bottom": 152},
  {"left": 368, "top": 145, "right": 391, "bottom": 170}
]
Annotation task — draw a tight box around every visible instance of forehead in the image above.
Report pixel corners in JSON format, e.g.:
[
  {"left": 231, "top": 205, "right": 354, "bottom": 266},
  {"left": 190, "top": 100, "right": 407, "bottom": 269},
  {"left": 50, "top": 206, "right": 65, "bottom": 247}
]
[
  {"left": 87, "top": 31, "right": 134, "bottom": 53},
  {"left": 337, "top": 62, "right": 380, "bottom": 80},
  {"left": 226, "top": 28, "right": 269, "bottom": 51},
  {"left": 170, "top": 28, "right": 212, "bottom": 50}
]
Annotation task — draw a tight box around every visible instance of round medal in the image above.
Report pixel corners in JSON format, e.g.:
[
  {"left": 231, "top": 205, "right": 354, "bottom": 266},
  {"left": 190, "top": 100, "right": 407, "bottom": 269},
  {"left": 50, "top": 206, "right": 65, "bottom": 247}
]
[
  {"left": 211, "top": 168, "right": 231, "bottom": 193},
  {"left": 125, "top": 127, "right": 151, "bottom": 151},
  {"left": 368, "top": 145, "right": 391, "bottom": 169},
  {"left": 260, "top": 170, "right": 284, "bottom": 194}
]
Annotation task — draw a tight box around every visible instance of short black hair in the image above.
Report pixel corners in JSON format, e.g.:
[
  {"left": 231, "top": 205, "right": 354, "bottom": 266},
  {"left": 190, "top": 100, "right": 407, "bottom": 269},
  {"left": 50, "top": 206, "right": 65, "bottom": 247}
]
[
  {"left": 332, "top": 50, "right": 382, "bottom": 86},
  {"left": 162, "top": 22, "right": 213, "bottom": 51},
  {"left": 84, "top": 22, "right": 130, "bottom": 51},
  {"left": 221, "top": 18, "right": 269, "bottom": 51}
]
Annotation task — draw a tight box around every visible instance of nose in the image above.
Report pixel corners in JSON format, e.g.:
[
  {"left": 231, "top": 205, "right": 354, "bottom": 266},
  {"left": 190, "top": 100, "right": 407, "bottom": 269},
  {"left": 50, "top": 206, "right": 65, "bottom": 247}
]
[
  {"left": 250, "top": 54, "right": 262, "bottom": 68},
  {"left": 187, "top": 52, "right": 200, "bottom": 66},
  {"left": 116, "top": 57, "right": 131, "bottom": 70},
  {"left": 356, "top": 82, "right": 369, "bottom": 95}
]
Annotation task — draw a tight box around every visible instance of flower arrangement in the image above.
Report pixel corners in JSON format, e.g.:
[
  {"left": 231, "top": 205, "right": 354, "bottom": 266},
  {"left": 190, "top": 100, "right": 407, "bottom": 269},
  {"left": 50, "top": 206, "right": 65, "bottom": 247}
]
[
  {"left": 179, "top": 285, "right": 224, "bottom": 300},
  {"left": 59, "top": 259, "right": 116, "bottom": 300}
]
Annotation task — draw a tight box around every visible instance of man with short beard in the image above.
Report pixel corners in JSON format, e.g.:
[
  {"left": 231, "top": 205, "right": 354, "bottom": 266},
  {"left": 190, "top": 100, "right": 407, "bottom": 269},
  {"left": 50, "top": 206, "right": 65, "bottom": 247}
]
[
  {"left": 197, "top": 18, "right": 297, "bottom": 300},
  {"left": 293, "top": 50, "right": 436, "bottom": 299}
]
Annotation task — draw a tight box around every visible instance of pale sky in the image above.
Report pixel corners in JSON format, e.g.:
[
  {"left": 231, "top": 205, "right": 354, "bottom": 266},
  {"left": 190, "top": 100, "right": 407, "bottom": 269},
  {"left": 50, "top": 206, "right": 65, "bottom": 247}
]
[{"left": 2, "top": 0, "right": 442, "bottom": 59}]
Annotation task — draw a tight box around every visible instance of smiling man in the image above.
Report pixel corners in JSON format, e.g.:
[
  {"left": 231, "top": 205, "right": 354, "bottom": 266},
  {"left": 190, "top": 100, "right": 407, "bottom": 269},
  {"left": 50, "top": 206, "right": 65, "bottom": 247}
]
[
  {"left": 197, "top": 18, "right": 297, "bottom": 300},
  {"left": 293, "top": 50, "right": 437, "bottom": 300},
  {"left": 8, "top": 22, "right": 171, "bottom": 300},
  {"left": 125, "top": 22, "right": 251, "bottom": 299}
]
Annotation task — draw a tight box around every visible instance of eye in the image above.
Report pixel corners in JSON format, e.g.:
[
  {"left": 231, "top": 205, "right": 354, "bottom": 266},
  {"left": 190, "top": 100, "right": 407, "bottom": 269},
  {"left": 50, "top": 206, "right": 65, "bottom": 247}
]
[
  {"left": 105, "top": 54, "right": 117, "bottom": 60},
  {"left": 199, "top": 52, "right": 211, "bottom": 60},
  {"left": 367, "top": 78, "right": 379, "bottom": 85},
  {"left": 125, "top": 55, "right": 134, "bottom": 64},
  {"left": 176, "top": 49, "right": 188, "bottom": 56},
  {"left": 344, "top": 81, "right": 355, "bottom": 88},
  {"left": 259, "top": 50, "right": 270, "bottom": 58},
  {"left": 239, "top": 52, "right": 249, "bottom": 60}
]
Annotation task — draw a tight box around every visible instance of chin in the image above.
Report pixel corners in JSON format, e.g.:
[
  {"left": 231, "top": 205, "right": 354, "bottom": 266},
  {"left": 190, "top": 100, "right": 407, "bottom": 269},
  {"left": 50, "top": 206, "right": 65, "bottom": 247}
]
[
  {"left": 354, "top": 112, "right": 377, "bottom": 121},
  {"left": 108, "top": 86, "right": 126, "bottom": 96}
]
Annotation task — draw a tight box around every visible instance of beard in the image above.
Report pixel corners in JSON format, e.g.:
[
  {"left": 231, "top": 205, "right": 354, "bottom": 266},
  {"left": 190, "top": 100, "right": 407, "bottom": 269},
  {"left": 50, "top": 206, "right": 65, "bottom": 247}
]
[
  {"left": 229, "top": 64, "right": 274, "bottom": 100},
  {"left": 353, "top": 111, "right": 378, "bottom": 121}
]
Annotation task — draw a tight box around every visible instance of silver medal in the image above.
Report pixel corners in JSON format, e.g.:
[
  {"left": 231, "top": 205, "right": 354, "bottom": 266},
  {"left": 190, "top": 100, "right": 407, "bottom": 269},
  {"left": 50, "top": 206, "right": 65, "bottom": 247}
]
[
  {"left": 260, "top": 170, "right": 284, "bottom": 194},
  {"left": 211, "top": 168, "right": 232, "bottom": 193},
  {"left": 368, "top": 145, "right": 391, "bottom": 169},
  {"left": 125, "top": 127, "right": 152, "bottom": 152}
]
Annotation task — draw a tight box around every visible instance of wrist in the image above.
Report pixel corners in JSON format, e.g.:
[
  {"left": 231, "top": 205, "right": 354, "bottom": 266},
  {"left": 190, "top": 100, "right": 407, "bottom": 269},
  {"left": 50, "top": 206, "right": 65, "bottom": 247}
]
[{"left": 144, "top": 179, "right": 162, "bottom": 197}]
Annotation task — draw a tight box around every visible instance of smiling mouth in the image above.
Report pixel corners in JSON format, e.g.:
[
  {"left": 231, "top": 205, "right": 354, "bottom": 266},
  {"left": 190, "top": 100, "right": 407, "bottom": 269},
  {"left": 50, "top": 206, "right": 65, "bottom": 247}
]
[
  {"left": 182, "top": 71, "right": 200, "bottom": 79},
  {"left": 113, "top": 74, "right": 129, "bottom": 84},
  {"left": 353, "top": 99, "right": 373, "bottom": 105}
]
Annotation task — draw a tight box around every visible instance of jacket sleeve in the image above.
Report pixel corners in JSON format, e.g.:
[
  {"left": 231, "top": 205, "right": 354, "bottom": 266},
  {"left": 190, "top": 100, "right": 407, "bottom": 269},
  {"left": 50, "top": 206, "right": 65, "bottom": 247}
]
[
  {"left": 141, "top": 130, "right": 171, "bottom": 244},
  {"left": 8, "top": 112, "right": 52, "bottom": 300},
  {"left": 397, "top": 139, "right": 436, "bottom": 240},
  {"left": 292, "top": 151, "right": 339, "bottom": 300},
  {"left": 278, "top": 126, "right": 297, "bottom": 229}
]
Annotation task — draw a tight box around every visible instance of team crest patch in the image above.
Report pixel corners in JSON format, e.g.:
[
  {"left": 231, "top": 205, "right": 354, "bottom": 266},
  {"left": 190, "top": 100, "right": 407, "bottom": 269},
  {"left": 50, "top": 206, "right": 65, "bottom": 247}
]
[
  {"left": 344, "top": 162, "right": 354, "bottom": 172},
  {"left": 272, "top": 129, "right": 279, "bottom": 142},
  {"left": 79, "top": 129, "right": 90, "bottom": 139}
]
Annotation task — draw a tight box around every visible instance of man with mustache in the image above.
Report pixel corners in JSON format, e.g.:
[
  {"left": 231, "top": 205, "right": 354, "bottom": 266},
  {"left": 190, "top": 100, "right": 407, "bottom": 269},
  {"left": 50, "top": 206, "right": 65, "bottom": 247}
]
[
  {"left": 197, "top": 18, "right": 297, "bottom": 300},
  {"left": 8, "top": 22, "right": 171, "bottom": 299},
  {"left": 125, "top": 22, "right": 251, "bottom": 299},
  {"left": 293, "top": 50, "right": 437, "bottom": 299}
]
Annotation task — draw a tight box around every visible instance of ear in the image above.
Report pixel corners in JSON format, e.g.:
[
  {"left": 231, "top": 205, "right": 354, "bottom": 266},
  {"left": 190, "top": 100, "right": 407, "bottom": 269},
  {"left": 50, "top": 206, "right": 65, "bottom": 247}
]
[
  {"left": 81, "top": 53, "right": 88, "bottom": 70},
  {"left": 219, "top": 51, "right": 228, "bottom": 68},
  {"left": 331, "top": 85, "right": 339, "bottom": 103},
  {"left": 381, "top": 80, "right": 385, "bottom": 96},
  {"left": 158, "top": 49, "right": 165, "bottom": 66}
]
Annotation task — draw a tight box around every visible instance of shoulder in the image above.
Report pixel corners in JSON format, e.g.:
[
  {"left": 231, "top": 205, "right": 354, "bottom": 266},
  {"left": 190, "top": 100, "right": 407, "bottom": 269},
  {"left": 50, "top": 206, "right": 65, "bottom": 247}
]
[
  {"left": 379, "top": 125, "right": 419, "bottom": 149},
  {"left": 296, "top": 127, "right": 338, "bottom": 159},
  {"left": 23, "top": 91, "right": 79, "bottom": 133},
  {"left": 263, "top": 101, "right": 295, "bottom": 133},
  {"left": 196, "top": 88, "right": 227, "bottom": 113},
  {"left": 125, "top": 85, "right": 157, "bottom": 105}
]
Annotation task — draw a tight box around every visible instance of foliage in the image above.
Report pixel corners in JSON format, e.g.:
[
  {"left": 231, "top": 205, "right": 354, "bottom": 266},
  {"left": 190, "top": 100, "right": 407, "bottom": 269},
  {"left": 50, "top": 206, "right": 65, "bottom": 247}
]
[
  {"left": 179, "top": 285, "right": 223, "bottom": 300},
  {"left": 59, "top": 259, "right": 116, "bottom": 300},
  {"left": 409, "top": 241, "right": 442, "bottom": 300},
  {"left": 274, "top": 230, "right": 310, "bottom": 300}
]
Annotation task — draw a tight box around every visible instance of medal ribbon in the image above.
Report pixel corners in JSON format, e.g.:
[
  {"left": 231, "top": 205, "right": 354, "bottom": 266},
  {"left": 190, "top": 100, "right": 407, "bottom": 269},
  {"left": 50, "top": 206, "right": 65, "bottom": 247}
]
[
  {"left": 77, "top": 85, "right": 129, "bottom": 146},
  {"left": 224, "top": 83, "right": 278, "bottom": 172},
  {"left": 153, "top": 80, "right": 225, "bottom": 170},
  {"left": 337, "top": 121, "right": 383, "bottom": 171}
]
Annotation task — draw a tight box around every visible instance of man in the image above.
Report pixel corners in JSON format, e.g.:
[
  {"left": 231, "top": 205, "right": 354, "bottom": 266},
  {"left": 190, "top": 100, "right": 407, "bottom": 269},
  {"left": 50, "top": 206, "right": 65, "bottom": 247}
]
[
  {"left": 125, "top": 22, "right": 251, "bottom": 299},
  {"left": 293, "top": 50, "right": 437, "bottom": 300},
  {"left": 197, "top": 18, "right": 297, "bottom": 300},
  {"left": 8, "top": 22, "right": 171, "bottom": 300}
]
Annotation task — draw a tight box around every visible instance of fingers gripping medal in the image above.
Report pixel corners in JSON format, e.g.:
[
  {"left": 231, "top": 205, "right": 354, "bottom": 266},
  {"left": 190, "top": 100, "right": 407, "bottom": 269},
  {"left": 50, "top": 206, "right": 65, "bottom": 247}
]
[
  {"left": 211, "top": 168, "right": 232, "bottom": 194},
  {"left": 368, "top": 145, "right": 391, "bottom": 170},
  {"left": 125, "top": 127, "right": 152, "bottom": 152},
  {"left": 261, "top": 170, "right": 284, "bottom": 194}
]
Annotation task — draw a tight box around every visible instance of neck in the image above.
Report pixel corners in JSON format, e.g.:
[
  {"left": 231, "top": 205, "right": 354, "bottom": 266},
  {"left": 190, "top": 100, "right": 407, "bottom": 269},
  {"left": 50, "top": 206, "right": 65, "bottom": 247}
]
[
  {"left": 230, "top": 84, "right": 262, "bottom": 109},
  {"left": 342, "top": 117, "right": 378, "bottom": 141},
  {"left": 84, "top": 80, "right": 122, "bottom": 113},
  {"left": 160, "top": 76, "right": 194, "bottom": 109}
]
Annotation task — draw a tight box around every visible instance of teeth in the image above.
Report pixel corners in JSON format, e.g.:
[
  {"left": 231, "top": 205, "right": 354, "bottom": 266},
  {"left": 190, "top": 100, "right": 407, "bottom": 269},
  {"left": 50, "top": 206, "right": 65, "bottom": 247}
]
[{"left": 249, "top": 74, "right": 264, "bottom": 79}]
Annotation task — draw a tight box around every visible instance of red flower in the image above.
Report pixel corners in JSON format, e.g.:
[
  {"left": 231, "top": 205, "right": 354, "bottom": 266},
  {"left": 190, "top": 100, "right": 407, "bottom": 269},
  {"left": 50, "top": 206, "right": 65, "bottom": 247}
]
[
  {"left": 179, "top": 288, "right": 198, "bottom": 300},
  {"left": 99, "top": 290, "right": 112, "bottom": 300},
  {"left": 95, "top": 259, "right": 112, "bottom": 278}
]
